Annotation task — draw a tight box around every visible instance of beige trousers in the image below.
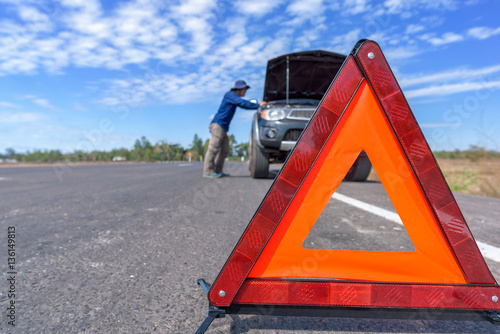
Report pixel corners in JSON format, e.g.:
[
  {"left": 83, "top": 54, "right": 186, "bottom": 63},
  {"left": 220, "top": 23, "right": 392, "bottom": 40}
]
[{"left": 203, "top": 123, "right": 229, "bottom": 174}]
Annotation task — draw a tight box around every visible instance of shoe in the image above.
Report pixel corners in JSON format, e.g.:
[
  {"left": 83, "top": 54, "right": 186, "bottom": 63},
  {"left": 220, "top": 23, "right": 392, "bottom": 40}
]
[
  {"left": 203, "top": 173, "right": 222, "bottom": 178},
  {"left": 220, "top": 172, "right": 230, "bottom": 177}
]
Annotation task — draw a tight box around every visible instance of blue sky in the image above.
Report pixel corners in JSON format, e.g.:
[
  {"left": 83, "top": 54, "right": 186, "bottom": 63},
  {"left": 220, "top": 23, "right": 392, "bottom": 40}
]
[{"left": 1, "top": 0, "right": 500, "bottom": 154}]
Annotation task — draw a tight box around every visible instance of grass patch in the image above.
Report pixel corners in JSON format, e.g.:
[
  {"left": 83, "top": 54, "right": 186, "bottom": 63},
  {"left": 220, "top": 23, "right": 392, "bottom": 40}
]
[
  {"left": 438, "top": 159, "right": 500, "bottom": 198},
  {"left": 367, "top": 158, "right": 500, "bottom": 198},
  {"left": 444, "top": 169, "right": 478, "bottom": 193}
]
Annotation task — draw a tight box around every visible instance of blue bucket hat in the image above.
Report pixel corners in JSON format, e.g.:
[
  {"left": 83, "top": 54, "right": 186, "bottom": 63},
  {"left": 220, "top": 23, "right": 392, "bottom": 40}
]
[{"left": 231, "top": 80, "right": 250, "bottom": 90}]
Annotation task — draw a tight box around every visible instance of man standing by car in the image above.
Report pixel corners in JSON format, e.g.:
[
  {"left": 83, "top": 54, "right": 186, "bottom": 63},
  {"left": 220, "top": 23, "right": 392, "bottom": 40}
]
[{"left": 203, "top": 80, "right": 264, "bottom": 178}]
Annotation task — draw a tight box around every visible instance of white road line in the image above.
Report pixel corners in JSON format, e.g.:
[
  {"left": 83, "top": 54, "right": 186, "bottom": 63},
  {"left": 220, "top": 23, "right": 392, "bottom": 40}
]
[
  {"left": 332, "top": 193, "right": 403, "bottom": 225},
  {"left": 332, "top": 192, "right": 500, "bottom": 263},
  {"left": 178, "top": 163, "right": 192, "bottom": 167},
  {"left": 477, "top": 241, "right": 500, "bottom": 264}
]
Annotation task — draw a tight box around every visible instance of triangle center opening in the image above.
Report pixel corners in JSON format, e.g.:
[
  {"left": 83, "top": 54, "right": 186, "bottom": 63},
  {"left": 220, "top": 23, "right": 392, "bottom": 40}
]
[{"left": 302, "top": 154, "right": 416, "bottom": 252}]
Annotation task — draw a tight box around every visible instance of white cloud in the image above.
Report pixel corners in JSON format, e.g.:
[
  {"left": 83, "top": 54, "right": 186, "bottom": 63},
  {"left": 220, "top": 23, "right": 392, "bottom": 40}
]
[
  {"left": 33, "top": 98, "right": 58, "bottom": 110},
  {"left": 99, "top": 67, "right": 238, "bottom": 107},
  {"left": 400, "top": 63, "right": 500, "bottom": 99},
  {"left": 0, "top": 0, "right": 187, "bottom": 75},
  {"left": 96, "top": 96, "right": 123, "bottom": 107},
  {"left": 17, "top": 5, "right": 54, "bottom": 33},
  {"left": 286, "top": 0, "right": 326, "bottom": 25},
  {"left": 172, "top": 0, "right": 217, "bottom": 16},
  {"left": 0, "top": 101, "right": 21, "bottom": 108},
  {"left": 405, "top": 80, "right": 500, "bottom": 98},
  {"left": 234, "top": 0, "right": 284, "bottom": 16},
  {"left": 92, "top": 8, "right": 295, "bottom": 108},
  {"left": 170, "top": 0, "right": 217, "bottom": 57},
  {"left": 420, "top": 15, "right": 445, "bottom": 28},
  {"left": 96, "top": 40, "right": 273, "bottom": 107},
  {"left": 72, "top": 103, "right": 88, "bottom": 111},
  {"left": 420, "top": 32, "right": 463, "bottom": 46},
  {"left": 406, "top": 24, "right": 425, "bottom": 34},
  {"left": 384, "top": 0, "right": 458, "bottom": 16},
  {"left": 384, "top": 47, "right": 422, "bottom": 61},
  {"left": 419, "top": 123, "right": 460, "bottom": 128},
  {"left": 18, "top": 95, "right": 59, "bottom": 110},
  {"left": 330, "top": 29, "right": 361, "bottom": 54},
  {"left": 1, "top": 112, "right": 48, "bottom": 123},
  {"left": 22, "top": 94, "right": 37, "bottom": 100},
  {"left": 400, "top": 65, "right": 500, "bottom": 87},
  {"left": 0, "top": 57, "right": 37, "bottom": 74},
  {"left": 410, "top": 25, "right": 500, "bottom": 50},
  {"left": 383, "top": 0, "right": 405, "bottom": 13},
  {"left": 60, "top": 0, "right": 106, "bottom": 36},
  {"left": 0, "top": 0, "right": 497, "bottom": 114},
  {"left": 295, "top": 24, "right": 327, "bottom": 50},
  {"left": 468, "top": 26, "right": 500, "bottom": 40},
  {"left": 343, "top": 0, "right": 370, "bottom": 15}
]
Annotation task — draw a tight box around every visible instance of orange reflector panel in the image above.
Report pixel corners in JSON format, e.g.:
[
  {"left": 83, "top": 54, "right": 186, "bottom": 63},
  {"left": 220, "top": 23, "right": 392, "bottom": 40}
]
[
  {"left": 248, "top": 81, "right": 465, "bottom": 284},
  {"left": 207, "top": 40, "right": 499, "bottom": 311}
]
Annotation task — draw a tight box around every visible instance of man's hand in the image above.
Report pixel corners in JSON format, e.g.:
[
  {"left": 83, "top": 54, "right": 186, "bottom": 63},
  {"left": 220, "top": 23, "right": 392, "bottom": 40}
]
[{"left": 260, "top": 101, "right": 267, "bottom": 107}]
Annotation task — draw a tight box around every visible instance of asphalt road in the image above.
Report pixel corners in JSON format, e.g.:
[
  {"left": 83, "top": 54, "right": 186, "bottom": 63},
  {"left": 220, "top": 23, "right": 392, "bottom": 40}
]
[{"left": 0, "top": 162, "right": 499, "bottom": 334}]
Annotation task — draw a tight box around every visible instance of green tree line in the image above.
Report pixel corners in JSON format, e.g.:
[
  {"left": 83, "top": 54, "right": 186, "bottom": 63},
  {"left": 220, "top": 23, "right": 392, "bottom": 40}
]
[
  {"left": 433, "top": 145, "right": 500, "bottom": 162},
  {"left": 1, "top": 134, "right": 250, "bottom": 164}
]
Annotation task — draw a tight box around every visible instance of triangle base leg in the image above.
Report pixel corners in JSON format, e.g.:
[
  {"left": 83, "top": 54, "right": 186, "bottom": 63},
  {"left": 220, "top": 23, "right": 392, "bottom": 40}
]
[
  {"left": 195, "top": 279, "right": 226, "bottom": 334},
  {"left": 485, "top": 311, "right": 500, "bottom": 324}
]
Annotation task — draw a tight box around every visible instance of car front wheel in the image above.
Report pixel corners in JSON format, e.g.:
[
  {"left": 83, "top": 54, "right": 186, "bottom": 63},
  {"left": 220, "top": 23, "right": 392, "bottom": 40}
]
[
  {"left": 250, "top": 132, "right": 269, "bottom": 179},
  {"left": 344, "top": 151, "right": 372, "bottom": 182}
]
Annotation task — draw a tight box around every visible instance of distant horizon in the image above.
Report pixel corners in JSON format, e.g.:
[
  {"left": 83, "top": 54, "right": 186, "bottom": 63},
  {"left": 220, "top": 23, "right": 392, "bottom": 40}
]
[
  {"left": 2, "top": 136, "right": 500, "bottom": 157},
  {"left": 1, "top": 0, "right": 499, "bottom": 153},
  {"left": 1, "top": 133, "right": 217, "bottom": 155}
]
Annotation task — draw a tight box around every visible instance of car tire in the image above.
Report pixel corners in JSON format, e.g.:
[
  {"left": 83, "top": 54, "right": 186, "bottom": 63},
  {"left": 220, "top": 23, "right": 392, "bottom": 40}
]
[
  {"left": 344, "top": 151, "right": 372, "bottom": 182},
  {"left": 250, "top": 132, "right": 269, "bottom": 179}
]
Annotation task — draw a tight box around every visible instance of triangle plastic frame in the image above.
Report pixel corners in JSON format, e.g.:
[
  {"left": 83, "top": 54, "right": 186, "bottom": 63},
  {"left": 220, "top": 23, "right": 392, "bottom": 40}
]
[{"left": 198, "top": 40, "right": 500, "bottom": 328}]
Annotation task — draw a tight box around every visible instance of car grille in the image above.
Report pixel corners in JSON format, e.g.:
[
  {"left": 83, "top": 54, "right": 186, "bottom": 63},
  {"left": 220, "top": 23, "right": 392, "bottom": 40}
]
[
  {"left": 287, "top": 108, "right": 316, "bottom": 120},
  {"left": 283, "top": 129, "right": 303, "bottom": 141}
]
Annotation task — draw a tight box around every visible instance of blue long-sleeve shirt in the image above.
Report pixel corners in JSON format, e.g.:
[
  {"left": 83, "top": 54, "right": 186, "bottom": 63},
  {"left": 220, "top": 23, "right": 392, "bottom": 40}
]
[{"left": 211, "top": 91, "right": 260, "bottom": 132}]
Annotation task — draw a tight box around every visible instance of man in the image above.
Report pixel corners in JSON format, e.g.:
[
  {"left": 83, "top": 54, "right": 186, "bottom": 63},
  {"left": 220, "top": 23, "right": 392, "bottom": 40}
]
[{"left": 203, "top": 80, "right": 265, "bottom": 178}]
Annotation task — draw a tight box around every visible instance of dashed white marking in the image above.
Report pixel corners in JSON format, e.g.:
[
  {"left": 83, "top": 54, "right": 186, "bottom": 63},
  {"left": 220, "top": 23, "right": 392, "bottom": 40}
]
[
  {"left": 178, "top": 163, "right": 192, "bottom": 167},
  {"left": 476, "top": 241, "right": 500, "bottom": 263},
  {"left": 332, "top": 193, "right": 402, "bottom": 225},
  {"left": 332, "top": 192, "right": 500, "bottom": 263}
]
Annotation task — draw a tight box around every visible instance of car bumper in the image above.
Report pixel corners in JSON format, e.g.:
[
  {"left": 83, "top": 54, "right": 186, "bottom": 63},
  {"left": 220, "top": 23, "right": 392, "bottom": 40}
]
[
  {"left": 257, "top": 118, "right": 307, "bottom": 151},
  {"left": 279, "top": 141, "right": 297, "bottom": 151}
]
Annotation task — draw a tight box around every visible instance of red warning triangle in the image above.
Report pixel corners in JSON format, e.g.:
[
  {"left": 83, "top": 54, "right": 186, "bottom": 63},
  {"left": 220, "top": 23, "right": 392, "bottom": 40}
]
[
  {"left": 248, "top": 80, "right": 465, "bottom": 284},
  {"left": 208, "top": 40, "right": 499, "bottom": 311}
]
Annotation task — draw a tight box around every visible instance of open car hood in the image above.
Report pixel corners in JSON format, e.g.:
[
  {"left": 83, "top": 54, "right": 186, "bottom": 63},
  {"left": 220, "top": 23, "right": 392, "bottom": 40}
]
[{"left": 263, "top": 50, "right": 346, "bottom": 102}]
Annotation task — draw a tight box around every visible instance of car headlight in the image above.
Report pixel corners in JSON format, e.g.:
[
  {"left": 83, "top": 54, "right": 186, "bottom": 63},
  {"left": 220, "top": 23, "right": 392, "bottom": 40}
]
[{"left": 261, "top": 108, "right": 287, "bottom": 121}]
